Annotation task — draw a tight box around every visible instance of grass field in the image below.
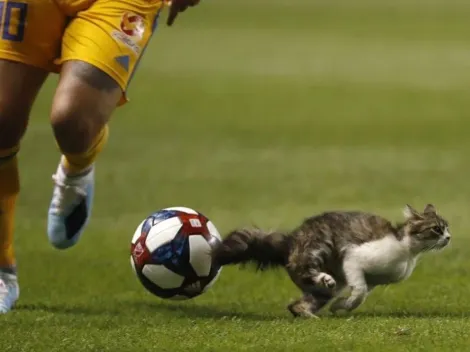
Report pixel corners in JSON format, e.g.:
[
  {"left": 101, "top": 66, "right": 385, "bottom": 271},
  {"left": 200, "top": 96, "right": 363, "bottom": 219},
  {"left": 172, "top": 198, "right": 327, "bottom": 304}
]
[{"left": 3, "top": 0, "right": 470, "bottom": 350}]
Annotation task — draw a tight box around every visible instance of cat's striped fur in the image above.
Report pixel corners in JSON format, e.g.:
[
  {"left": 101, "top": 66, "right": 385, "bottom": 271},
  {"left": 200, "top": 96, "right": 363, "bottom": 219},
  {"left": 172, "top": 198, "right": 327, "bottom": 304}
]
[{"left": 213, "top": 204, "right": 451, "bottom": 317}]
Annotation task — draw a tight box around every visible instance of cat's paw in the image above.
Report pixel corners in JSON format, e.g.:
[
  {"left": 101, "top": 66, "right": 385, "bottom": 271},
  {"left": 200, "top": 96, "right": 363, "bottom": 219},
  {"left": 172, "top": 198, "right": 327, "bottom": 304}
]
[{"left": 316, "top": 273, "right": 336, "bottom": 289}]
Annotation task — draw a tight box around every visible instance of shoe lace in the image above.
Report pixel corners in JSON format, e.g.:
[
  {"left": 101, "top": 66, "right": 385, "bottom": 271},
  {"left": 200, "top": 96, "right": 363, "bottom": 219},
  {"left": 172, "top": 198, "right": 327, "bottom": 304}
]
[{"left": 50, "top": 174, "right": 87, "bottom": 215}]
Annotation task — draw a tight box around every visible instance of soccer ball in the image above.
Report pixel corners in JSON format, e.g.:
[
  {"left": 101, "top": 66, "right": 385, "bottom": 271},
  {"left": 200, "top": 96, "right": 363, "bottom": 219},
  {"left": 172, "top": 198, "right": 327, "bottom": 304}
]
[{"left": 130, "top": 206, "right": 222, "bottom": 300}]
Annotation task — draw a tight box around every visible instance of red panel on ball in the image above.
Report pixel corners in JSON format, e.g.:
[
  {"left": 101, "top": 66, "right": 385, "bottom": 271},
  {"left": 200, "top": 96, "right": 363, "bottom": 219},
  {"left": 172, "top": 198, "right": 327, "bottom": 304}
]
[
  {"left": 131, "top": 233, "right": 151, "bottom": 268},
  {"left": 177, "top": 212, "right": 211, "bottom": 239}
]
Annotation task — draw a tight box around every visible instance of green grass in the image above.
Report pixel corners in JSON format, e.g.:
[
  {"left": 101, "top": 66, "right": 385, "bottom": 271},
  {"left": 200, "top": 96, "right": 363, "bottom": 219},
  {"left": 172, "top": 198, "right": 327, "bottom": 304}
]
[{"left": 3, "top": 0, "right": 470, "bottom": 350}]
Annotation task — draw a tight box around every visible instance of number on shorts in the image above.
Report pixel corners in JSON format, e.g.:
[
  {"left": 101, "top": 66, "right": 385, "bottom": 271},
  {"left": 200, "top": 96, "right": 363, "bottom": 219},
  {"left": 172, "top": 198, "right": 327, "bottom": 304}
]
[{"left": 0, "top": 1, "right": 28, "bottom": 42}]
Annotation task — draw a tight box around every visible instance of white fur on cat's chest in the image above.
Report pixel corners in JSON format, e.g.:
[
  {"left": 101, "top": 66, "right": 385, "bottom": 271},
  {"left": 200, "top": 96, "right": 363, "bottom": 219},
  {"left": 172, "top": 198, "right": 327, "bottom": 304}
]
[{"left": 346, "top": 235, "right": 418, "bottom": 283}]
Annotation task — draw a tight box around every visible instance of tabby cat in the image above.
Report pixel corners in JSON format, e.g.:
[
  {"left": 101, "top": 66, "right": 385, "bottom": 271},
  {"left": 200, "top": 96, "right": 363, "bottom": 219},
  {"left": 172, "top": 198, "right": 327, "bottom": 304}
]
[{"left": 212, "top": 204, "right": 451, "bottom": 317}]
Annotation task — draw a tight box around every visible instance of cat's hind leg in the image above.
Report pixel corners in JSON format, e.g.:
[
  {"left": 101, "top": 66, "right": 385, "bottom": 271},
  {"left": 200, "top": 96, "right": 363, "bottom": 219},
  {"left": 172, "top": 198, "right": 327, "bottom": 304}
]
[
  {"left": 287, "top": 268, "right": 337, "bottom": 318},
  {"left": 287, "top": 247, "right": 337, "bottom": 317},
  {"left": 293, "top": 269, "right": 337, "bottom": 291},
  {"left": 288, "top": 243, "right": 337, "bottom": 292},
  {"left": 288, "top": 291, "right": 333, "bottom": 318}
]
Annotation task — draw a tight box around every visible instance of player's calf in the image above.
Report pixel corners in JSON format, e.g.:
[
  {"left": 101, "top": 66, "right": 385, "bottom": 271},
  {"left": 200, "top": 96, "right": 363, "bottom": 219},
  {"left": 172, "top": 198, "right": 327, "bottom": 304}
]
[
  {"left": 47, "top": 123, "right": 107, "bottom": 249},
  {"left": 0, "top": 149, "right": 19, "bottom": 273}
]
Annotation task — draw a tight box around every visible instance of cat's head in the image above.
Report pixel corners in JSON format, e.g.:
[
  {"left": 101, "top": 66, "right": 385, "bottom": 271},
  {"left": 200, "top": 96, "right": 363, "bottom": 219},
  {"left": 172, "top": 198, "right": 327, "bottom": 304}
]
[{"left": 402, "top": 204, "right": 451, "bottom": 252}]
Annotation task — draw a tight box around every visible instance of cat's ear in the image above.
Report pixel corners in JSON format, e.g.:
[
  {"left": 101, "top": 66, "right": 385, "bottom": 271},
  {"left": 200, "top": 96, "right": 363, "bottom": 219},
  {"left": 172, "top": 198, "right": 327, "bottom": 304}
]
[
  {"left": 423, "top": 203, "right": 437, "bottom": 215},
  {"left": 403, "top": 204, "right": 420, "bottom": 220}
]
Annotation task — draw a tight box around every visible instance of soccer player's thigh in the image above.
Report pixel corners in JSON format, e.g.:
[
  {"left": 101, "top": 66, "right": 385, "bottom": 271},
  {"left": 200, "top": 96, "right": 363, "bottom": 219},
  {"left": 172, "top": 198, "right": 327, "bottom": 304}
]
[
  {"left": 0, "top": 0, "right": 65, "bottom": 148},
  {"left": 0, "top": 62, "right": 47, "bottom": 148},
  {"left": 51, "top": 0, "right": 163, "bottom": 152}
]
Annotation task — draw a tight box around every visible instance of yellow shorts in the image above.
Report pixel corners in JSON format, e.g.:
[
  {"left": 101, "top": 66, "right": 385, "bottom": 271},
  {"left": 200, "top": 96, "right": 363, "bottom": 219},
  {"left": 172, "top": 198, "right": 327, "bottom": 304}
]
[{"left": 0, "top": 0, "right": 164, "bottom": 103}]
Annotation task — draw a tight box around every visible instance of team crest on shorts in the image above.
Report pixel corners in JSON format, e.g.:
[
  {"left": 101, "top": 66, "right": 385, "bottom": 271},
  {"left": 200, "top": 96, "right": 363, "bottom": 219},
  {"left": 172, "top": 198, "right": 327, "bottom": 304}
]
[
  {"left": 120, "top": 12, "right": 145, "bottom": 39},
  {"left": 112, "top": 12, "right": 145, "bottom": 56}
]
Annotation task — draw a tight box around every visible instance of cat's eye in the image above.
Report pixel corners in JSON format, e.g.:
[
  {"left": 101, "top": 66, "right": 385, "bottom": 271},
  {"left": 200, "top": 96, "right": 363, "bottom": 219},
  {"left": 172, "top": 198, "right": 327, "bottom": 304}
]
[{"left": 431, "top": 226, "right": 443, "bottom": 235}]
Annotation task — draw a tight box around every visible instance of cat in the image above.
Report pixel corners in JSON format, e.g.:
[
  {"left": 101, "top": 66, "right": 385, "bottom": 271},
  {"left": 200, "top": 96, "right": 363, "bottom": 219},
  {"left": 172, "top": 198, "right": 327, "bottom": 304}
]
[{"left": 212, "top": 204, "right": 451, "bottom": 318}]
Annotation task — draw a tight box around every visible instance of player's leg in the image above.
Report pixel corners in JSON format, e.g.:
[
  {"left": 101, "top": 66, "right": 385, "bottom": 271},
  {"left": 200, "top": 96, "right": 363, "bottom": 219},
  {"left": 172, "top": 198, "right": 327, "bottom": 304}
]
[
  {"left": 47, "top": 1, "right": 164, "bottom": 249},
  {"left": 0, "top": 0, "right": 65, "bottom": 311},
  {"left": 47, "top": 61, "right": 119, "bottom": 249},
  {"left": 0, "top": 62, "right": 49, "bottom": 312}
]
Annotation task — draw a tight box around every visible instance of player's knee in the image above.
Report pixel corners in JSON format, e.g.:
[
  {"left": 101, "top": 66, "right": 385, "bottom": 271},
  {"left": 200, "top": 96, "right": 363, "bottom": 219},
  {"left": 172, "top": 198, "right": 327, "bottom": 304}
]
[{"left": 50, "top": 97, "right": 104, "bottom": 154}]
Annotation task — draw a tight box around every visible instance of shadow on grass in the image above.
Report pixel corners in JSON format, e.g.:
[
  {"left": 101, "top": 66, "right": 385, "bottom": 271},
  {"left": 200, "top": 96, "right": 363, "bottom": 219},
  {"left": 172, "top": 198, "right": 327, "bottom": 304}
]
[
  {"left": 18, "top": 303, "right": 467, "bottom": 321},
  {"left": 15, "top": 302, "right": 290, "bottom": 322},
  {"left": 16, "top": 303, "right": 121, "bottom": 316},
  {"left": 352, "top": 310, "right": 470, "bottom": 319},
  {"left": 131, "top": 301, "right": 290, "bottom": 322}
]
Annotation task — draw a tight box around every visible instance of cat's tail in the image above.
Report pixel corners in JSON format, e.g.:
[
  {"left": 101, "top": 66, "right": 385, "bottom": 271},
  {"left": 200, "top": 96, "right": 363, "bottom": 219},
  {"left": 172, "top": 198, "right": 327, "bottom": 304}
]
[{"left": 212, "top": 227, "right": 290, "bottom": 270}]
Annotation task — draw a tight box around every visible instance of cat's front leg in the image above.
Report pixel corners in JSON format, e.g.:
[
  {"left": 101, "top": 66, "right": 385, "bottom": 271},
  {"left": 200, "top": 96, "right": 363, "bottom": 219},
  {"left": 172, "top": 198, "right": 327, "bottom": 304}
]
[{"left": 330, "top": 261, "right": 368, "bottom": 313}]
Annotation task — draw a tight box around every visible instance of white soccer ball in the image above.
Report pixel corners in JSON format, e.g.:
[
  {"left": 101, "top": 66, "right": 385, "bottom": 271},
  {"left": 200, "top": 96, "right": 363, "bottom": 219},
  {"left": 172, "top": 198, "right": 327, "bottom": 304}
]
[{"left": 130, "top": 206, "right": 222, "bottom": 300}]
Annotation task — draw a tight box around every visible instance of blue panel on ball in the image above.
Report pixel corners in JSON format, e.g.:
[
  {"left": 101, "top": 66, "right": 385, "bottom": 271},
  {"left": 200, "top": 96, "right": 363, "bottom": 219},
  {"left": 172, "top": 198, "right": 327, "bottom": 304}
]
[
  {"left": 152, "top": 235, "right": 185, "bottom": 264},
  {"left": 141, "top": 218, "right": 154, "bottom": 235},
  {"left": 142, "top": 210, "right": 179, "bottom": 235},
  {"left": 151, "top": 210, "right": 178, "bottom": 222},
  {"left": 151, "top": 233, "right": 193, "bottom": 278}
]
